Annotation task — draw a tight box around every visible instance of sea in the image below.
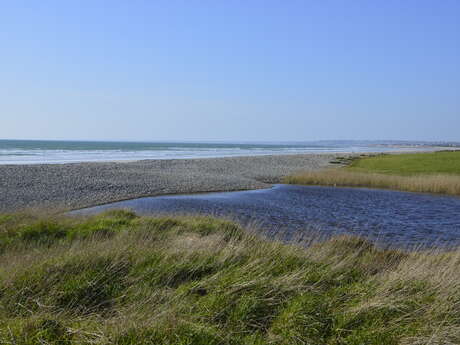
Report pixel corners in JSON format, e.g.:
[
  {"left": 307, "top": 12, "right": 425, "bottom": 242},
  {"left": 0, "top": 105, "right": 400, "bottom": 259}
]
[{"left": 0, "top": 139, "right": 455, "bottom": 165}]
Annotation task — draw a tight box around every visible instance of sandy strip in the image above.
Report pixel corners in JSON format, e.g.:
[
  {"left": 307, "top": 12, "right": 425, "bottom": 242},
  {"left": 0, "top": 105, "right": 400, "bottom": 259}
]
[{"left": 0, "top": 153, "right": 349, "bottom": 212}]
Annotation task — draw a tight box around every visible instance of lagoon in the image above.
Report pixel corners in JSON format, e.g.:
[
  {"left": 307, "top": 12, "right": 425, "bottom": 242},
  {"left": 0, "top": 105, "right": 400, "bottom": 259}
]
[{"left": 75, "top": 184, "right": 460, "bottom": 248}]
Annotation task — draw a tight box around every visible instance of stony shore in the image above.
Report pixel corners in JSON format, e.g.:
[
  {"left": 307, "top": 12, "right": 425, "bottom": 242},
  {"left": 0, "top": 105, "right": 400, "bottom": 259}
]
[{"left": 0, "top": 153, "right": 346, "bottom": 212}]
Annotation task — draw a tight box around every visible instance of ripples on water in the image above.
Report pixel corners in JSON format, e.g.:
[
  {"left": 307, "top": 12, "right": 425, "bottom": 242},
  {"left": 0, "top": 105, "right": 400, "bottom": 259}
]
[{"left": 75, "top": 185, "right": 460, "bottom": 248}]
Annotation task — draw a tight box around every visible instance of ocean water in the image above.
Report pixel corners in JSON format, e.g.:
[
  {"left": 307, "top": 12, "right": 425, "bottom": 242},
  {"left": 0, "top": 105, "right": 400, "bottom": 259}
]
[{"left": 0, "top": 139, "right": 449, "bottom": 165}]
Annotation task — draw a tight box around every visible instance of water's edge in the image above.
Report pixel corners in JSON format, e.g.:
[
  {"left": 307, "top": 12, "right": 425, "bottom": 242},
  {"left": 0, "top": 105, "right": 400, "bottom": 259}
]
[
  {"left": 73, "top": 184, "right": 460, "bottom": 248},
  {"left": 0, "top": 139, "right": 445, "bottom": 164}
]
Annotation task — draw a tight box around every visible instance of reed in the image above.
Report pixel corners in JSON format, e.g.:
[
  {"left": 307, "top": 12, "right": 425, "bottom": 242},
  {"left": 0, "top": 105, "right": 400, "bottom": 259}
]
[
  {"left": 1, "top": 210, "right": 459, "bottom": 344},
  {"left": 284, "top": 170, "right": 460, "bottom": 196}
]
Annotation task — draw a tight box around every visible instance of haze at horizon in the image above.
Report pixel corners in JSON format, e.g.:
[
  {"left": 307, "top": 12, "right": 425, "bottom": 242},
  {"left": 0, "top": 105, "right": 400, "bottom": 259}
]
[{"left": 1, "top": 1, "right": 459, "bottom": 142}]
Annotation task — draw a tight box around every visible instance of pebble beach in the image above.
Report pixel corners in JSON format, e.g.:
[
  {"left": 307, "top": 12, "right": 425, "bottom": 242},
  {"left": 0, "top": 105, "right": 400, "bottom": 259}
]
[{"left": 0, "top": 153, "right": 343, "bottom": 212}]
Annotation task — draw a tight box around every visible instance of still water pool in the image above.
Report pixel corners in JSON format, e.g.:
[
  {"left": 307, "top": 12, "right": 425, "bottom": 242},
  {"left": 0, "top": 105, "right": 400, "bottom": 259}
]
[{"left": 75, "top": 185, "right": 460, "bottom": 248}]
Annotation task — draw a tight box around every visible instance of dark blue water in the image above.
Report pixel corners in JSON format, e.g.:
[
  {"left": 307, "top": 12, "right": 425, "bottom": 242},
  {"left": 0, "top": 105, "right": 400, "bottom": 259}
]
[{"left": 75, "top": 185, "right": 460, "bottom": 248}]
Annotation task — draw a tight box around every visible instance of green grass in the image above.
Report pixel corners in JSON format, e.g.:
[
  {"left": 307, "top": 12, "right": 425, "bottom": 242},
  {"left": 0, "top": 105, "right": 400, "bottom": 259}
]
[
  {"left": 348, "top": 151, "right": 460, "bottom": 175},
  {"left": 1, "top": 210, "right": 459, "bottom": 344},
  {"left": 284, "top": 151, "right": 460, "bottom": 196}
]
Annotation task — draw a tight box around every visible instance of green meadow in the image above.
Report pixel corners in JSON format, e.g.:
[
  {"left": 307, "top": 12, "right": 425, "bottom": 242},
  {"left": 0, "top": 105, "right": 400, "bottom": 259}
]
[{"left": 348, "top": 151, "right": 460, "bottom": 175}]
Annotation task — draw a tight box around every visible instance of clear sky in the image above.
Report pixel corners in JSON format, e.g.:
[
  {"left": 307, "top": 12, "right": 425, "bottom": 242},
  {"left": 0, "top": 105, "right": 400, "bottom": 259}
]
[{"left": 1, "top": 1, "right": 459, "bottom": 142}]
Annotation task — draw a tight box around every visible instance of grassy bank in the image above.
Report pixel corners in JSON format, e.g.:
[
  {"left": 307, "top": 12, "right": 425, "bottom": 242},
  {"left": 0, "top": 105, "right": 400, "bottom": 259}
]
[
  {"left": 285, "top": 151, "right": 460, "bottom": 195},
  {"left": 1, "top": 210, "right": 459, "bottom": 344},
  {"left": 348, "top": 151, "right": 460, "bottom": 175}
]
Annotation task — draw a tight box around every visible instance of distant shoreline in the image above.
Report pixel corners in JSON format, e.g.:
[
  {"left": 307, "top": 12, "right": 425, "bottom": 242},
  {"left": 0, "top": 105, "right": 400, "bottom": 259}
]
[
  {"left": 0, "top": 146, "right": 450, "bottom": 166},
  {"left": 0, "top": 138, "right": 450, "bottom": 165}
]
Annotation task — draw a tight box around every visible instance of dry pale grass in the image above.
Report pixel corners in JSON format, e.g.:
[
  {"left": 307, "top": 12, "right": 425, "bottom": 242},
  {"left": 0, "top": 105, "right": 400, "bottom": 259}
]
[{"left": 284, "top": 169, "right": 460, "bottom": 196}]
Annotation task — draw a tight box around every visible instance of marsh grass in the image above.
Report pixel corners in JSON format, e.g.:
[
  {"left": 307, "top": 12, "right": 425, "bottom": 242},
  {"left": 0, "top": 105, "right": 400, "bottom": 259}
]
[
  {"left": 285, "top": 151, "right": 460, "bottom": 196},
  {"left": 284, "top": 170, "right": 460, "bottom": 196},
  {"left": 1, "top": 210, "right": 459, "bottom": 344}
]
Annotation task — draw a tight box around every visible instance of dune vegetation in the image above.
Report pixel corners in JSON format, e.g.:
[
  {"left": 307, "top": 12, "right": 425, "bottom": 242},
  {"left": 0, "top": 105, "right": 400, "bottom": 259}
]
[
  {"left": 1, "top": 210, "right": 459, "bottom": 344},
  {"left": 285, "top": 151, "right": 460, "bottom": 196}
]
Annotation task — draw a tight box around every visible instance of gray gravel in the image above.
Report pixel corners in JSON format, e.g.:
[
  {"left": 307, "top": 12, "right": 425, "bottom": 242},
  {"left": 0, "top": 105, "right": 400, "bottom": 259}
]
[{"left": 0, "top": 154, "right": 346, "bottom": 212}]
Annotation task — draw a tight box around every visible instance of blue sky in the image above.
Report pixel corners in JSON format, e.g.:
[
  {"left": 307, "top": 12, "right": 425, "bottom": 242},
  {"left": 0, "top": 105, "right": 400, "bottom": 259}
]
[{"left": 1, "top": 1, "right": 459, "bottom": 142}]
